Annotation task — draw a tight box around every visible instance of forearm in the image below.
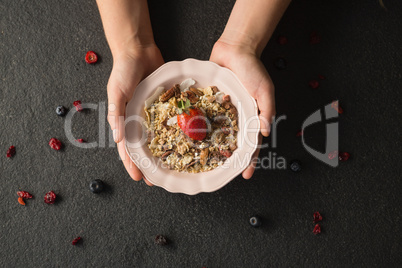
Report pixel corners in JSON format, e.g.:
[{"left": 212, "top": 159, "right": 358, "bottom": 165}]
[
  {"left": 219, "top": 0, "right": 291, "bottom": 56},
  {"left": 96, "top": 0, "right": 155, "bottom": 57}
]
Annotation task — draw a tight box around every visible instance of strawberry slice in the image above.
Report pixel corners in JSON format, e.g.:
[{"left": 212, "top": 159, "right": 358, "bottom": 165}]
[{"left": 177, "top": 99, "right": 207, "bottom": 141}]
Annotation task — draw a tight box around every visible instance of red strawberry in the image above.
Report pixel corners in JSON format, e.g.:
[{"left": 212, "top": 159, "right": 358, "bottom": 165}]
[{"left": 177, "top": 99, "right": 207, "bottom": 141}]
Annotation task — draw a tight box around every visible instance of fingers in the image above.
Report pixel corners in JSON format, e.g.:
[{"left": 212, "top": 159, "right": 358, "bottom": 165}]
[
  {"left": 117, "top": 138, "right": 143, "bottom": 181},
  {"left": 107, "top": 89, "right": 126, "bottom": 144},
  {"left": 242, "top": 134, "right": 262, "bottom": 179},
  {"left": 256, "top": 80, "right": 275, "bottom": 137},
  {"left": 143, "top": 178, "right": 154, "bottom": 187}
]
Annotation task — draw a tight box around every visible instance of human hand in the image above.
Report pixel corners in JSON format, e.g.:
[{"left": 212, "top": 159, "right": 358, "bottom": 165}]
[
  {"left": 107, "top": 45, "right": 164, "bottom": 185},
  {"left": 210, "top": 40, "right": 276, "bottom": 179}
]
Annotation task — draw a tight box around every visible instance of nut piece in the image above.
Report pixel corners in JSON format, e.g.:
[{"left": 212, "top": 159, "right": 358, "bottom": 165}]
[
  {"left": 159, "top": 84, "right": 180, "bottom": 102},
  {"left": 186, "top": 91, "right": 199, "bottom": 104},
  {"left": 189, "top": 87, "right": 204, "bottom": 96},
  {"left": 200, "top": 148, "right": 209, "bottom": 166},
  {"left": 222, "top": 95, "right": 231, "bottom": 102},
  {"left": 211, "top": 86, "right": 219, "bottom": 94},
  {"left": 207, "top": 96, "right": 216, "bottom": 103},
  {"left": 161, "top": 150, "right": 173, "bottom": 160}
]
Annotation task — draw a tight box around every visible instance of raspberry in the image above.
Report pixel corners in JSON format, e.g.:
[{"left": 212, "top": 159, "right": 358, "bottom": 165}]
[
  {"left": 308, "top": 80, "right": 319, "bottom": 89},
  {"left": 6, "top": 145, "right": 16, "bottom": 158},
  {"left": 277, "top": 35, "right": 288, "bottom": 45},
  {"left": 85, "top": 51, "right": 98, "bottom": 64},
  {"left": 17, "top": 191, "right": 33, "bottom": 199},
  {"left": 313, "top": 224, "right": 321, "bottom": 234},
  {"left": 338, "top": 152, "right": 350, "bottom": 162},
  {"left": 72, "top": 237, "right": 82, "bottom": 245},
  {"left": 155, "top": 235, "right": 168, "bottom": 245},
  {"left": 49, "top": 138, "right": 62, "bottom": 151},
  {"left": 310, "top": 31, "right": 321, "bottom": 44},
  {"left": 313, "top": 211, "right": 322, "bottom": 223},
  {"left": 44, "top": 191, "right": 56, "bottom": 204},
  {"left": 73, "top": 100, "right": 83, "bottom": 112}
]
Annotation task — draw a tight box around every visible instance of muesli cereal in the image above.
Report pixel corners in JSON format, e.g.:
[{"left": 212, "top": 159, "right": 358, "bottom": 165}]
[{"left": 144, "top": 79, "right": 238, "bottom": 173}]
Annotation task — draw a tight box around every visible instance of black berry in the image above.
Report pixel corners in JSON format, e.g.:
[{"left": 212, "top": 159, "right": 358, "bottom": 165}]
[
  {"left": 89, "top": 179, "right": 104, "bottom": 193},
  {"left": 249, "top": 216, "right": 262, "bottom": 227},
  {"left": 154, "top": 235, "right": 168, "bottom": 245},
  {"left": 274, "top": 57, "right": 287, "bottom": 70},
  {"left": 56, "top": 106, "right": 67, "bottom": 116},
  {"left": 290, "top": 160, "right": 302, "bottom": 172}
]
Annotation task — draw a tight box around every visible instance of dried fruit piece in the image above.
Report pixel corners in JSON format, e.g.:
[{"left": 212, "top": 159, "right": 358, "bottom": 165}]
[
  {"left": 277, "top": 35, "right": 288, "bottom": 45},
  {"left": 296, "top": 130, "right": 303, "bottom": 137},
  {"left": 154, "top": 235, "right": 168, "bottom": 245},
  {"left": 17, "top": 191, "right": 33, "bottom": 199},
  {"left": 313, "top": 224, "right": 321, "bottom": 234},
  {"left": 338, "top": 152, "right": 350, "bottom": 162},
  {"left": 249, "top": 216, "right": 262, "bottom": 227},
  {"left": 331, "top": 101, "right": 343, "bottom": 114},
  {"left": 274, "top": 57, "right": 287, "bottom": 70},
  {"left": 72, "top": 237, "right": 82, "bottom": 245},
  {"left": 310, "top": 31, "right": 321, "bottom": 44},
  {"left": 6, "top": 145, "right": 16, "bottom": 158},
  {"left": 76, "top": 139, "right": 85, "bottom": 143},
  {"left": 328, "top": 150, "right": 338, "bottom": 160},
  {"left": 219, "top": 148, "right": 232, "bottom": 158},
  {"left": 56, "top": 106, "right": 67, "bottom": 116},
  {"left": 89, "top": 179, "right": 104, "bottom": 193},
  {"left": 49, "top": 138, "right": 62, "bottom": 150},
  {"left": 318, "top": 74, "right": 325, "bottom": 80},
  {"left": 85, "top": 51, "right": 98, "bottom": 64},
  {"left": 44, "top": 191, "right": 56, "bottom": 204},
  {"left": 73, "top": 100, "right": 83, "bottom": 112},
  {"left": 308, "top": 80, "right": 319, "bottom": 89},
  {"left": 200, "top": 148, "right": 209, "bottom": 166},
  {"left": 313, "top": 211, "right": 322, "bottom": 223},
  {"left": 290, "top": 160, "right": 302, "bottom": 172},
  {"left": 18, "top": 197, "right": 26, "bottom": 206}
]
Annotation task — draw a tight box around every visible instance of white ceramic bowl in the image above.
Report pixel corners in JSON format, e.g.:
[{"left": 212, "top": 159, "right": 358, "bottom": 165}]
[{"left": 125, "top": 58, "right": 259, "bottom": 195}]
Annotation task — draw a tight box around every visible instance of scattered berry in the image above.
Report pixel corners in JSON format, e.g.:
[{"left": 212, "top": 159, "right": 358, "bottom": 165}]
[
  {"left": 274, "top": 57, "right": 287, "bottom": 70},
  {"left": 18, "top": 197, "right": 26, "bottom": 206},
  {"left": 154, "top": 235, "right": 168, "bottom": 245},
  {"left": 49, "top": 138, "right": 62, "bottom": 150},
  {"left": 313, "top": 211, "right": 323, "bottom": 223},
  {"left": 249, "top": 216, "right": 262, "bottom": 227},
  {"left": 73, "top": 100, "right": 83, "bottom": 112},
  {"left": 331, "top": 101, "right": 343, "bottom": 114},
  {"left": 55, "top": 106, "right": 67, "bottom": 116},
  {"left": 296, "top": 130, "right": 303, "bottom": 137},
  {"left": 44, "top": 191, "right": 56, "bottom": 204},
  {"left": 313, "top": 224, "right": 321, "bottom": 234},
  {"left": 338, "top": 152, "right": 350, "bottom": 162},
  {"left": 85, "top": 51, "right": 98, "bottom": 64},
  {"left": 89, "top": 179, "right": 104, "bottom": 194},
  {"left": 72, "top": 237, "right": 82, "bottom": 245},
  {"left": 328, "top": 150, "right": 338, "bottom": 160},
  {"left": 76, "top": 139, "right": 85, "bottom": 143},
  {"left": 308, "top": 80, "right": 320, "bottom": 89},
  {"left": 318, "top": 74, "right": 325, "bottom": 80},
  {"left": 309, "top": 31, "right": 321, "bottom": 44},
  {"left": 6, "top": 145, "right": 16, "bottom": 158},
  {"left": 17, "top": 191, "right": 33, "bottom": 199},
  {"left": 290, "top": 160, "right": 302, "bottom": 172},
  {"left": 277, "top": 35, "right": 288, "bottom": 45}
]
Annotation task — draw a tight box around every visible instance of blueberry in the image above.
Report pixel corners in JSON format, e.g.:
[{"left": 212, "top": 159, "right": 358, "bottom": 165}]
[
  {"left": 154, "top": 235, "right": 168, "bottom": 245},
  {"left": 56, "top": 105, "right": 67, "bottom": 116},
  {"left": 249, "top": 216, "right": 262, "bottom": 227},
  {"left": 290, "top": 160, "right": 302, "bottom": 172},
  {"left": 274, "top": 57, "right": 287, "bottom": 70},
  {"left": 89, "top": 179, "right": 104, "bottom": 193}
]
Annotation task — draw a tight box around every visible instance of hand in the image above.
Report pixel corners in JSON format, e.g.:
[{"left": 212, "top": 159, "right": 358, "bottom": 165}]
[
  {"left": 107, "top": 44, "right": 164, "bottom": 186},
  {"left": 210, "top": 40, "right": 276, "bottom": 179}
]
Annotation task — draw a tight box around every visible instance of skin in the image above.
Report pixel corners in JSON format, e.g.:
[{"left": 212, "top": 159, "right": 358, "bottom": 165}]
[{"left": 96, "top": 0, "right": 291, "bottom": 184}]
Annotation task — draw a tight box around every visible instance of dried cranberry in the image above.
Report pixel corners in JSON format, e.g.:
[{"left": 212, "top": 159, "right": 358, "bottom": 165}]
[
  {"left": 85, "top": 51, "right": 98, "bottom": 64},
  {"left": 73, "top": 100, "right": 83, "bottom": 112},
  {"left": 309, "top": 80, "right": 319, "bottom": 89},
  {"left": 331, "top": 101, "right": 343, "bottom": 114},
  {"left": 296, "top": 130, "right": 303, "bottom": 137},
  {"left": 72, "top": 237, "right": 82, "bottom": 245},
  {"left": 155, "top": 235, "right": 168, "bottom": 245},
  {"left": 49, "top": 138, "right": 62, "bottom": 151},
  {"left": 310, "top": 31, "right": 321, "bottom": 44},
  {"left": 6, "top": 145, "right": 16, "bottom": 158},
  {"left": 44, "top": 191, "right": 56, "bottom": 204},
  {"left": 277, "top": 35, "right": 288, "bottom": 45},
  {"left": 313, "top": 224, "right": 321, "bottom": 234},
  {"left": 313, "top": 211, "right": 322, "bottom": 223},
  {"left": 76, "top": 139, "right": 85, "bottom": 143},
  {"left": 338, "top": 152, "right": 350, "bottom": 162},
  {"left": 220, "top": 148, "right": 232, "bottom": 158},
  {"left": 318, "top": 74, "right": 325, "bottom": 80},
  {"left": 328, "top": 150, "right": 338, "bottom": 160},
  {"left": 17, "top": 191, "right": 33, "bottom": 199},
  {"left": 18, "top": 197, "right": 26, "bottom": 206}
]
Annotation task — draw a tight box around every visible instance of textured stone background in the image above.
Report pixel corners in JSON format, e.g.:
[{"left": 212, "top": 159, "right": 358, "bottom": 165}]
[{"left": 1, "top": 0, "right": 401, "bottom": 267}]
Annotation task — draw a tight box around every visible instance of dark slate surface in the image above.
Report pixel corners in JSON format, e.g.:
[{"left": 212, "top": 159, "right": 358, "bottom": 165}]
[{"left": 1, "top": 0, "right": 401, "bottom": 267}]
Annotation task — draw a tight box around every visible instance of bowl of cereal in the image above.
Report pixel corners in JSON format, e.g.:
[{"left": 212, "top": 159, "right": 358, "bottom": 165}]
[{"left": 125, "top": 58, "right": 259, "bottom": 195}]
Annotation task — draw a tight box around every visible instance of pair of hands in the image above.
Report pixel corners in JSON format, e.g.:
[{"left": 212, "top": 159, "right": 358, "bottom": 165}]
[{"left": 107, "top": 42, "right": 275, "bottom": 186}]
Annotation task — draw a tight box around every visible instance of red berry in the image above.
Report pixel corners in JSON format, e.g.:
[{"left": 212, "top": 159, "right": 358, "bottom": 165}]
[
  {"left": 44, "top": 191, "right": 56, "bottom": 204},
  {"left": 73, "top": 100, "right": 83, "bottom": 112},
  {"left": 18, "top": 197, "right": 26, "bottom": 206},
  {"left": 318, "top": 74, "right": 325, "bottom": 80},
  {"left": 331, "top": 101, "right": 343, "bottom": 114},
  {"left": 277, "top": 35, "right": 288, "bottom": 45},
  {"left": 6, "top": 145, "right": 16, "bottom": 158},
  {"left": 313, "top": 224, "right": 321, "bottom": 234},
  {"left": 72, "top": 237, "right": 82, "bottom": 245},
  {"left": 296, "top": 130, "right": 303, "bottom": 137},
  {"left": 49, "top": 138, "right": 62, "bottom": 150},
  {"left": 309, "top": 80, "right": 320, "bottom": 89},
  {"left": 76, "top": 139, "right": 85, "bottom": 143},
  {"left": 313, "top": 211, "right": 322, "bottom": 223},
  {"left": 17, "top": 191, "right": 33, "bottom": 199},
  {"left": 328, "top": 150, "right": 338, "bottom": 160},
  {"left": 338, "top": 152, "right": 350, "bottom": 162},
  {"left": 85, "top": 51, "right": 98, "bottom": 64},
  {"left": 310, "top": 31, "right": 321, "bottom": 44},
  {"left": 177, "top": 101, "right": 207, "bottom": 141}
]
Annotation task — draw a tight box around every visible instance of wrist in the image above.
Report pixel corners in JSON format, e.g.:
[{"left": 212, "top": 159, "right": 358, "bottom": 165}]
[
  {"left": 109, "top": 34, "right": 156, "bottom": 59},
  {"left": 217, "top": 29, "right": 261, "bottom": 57}
]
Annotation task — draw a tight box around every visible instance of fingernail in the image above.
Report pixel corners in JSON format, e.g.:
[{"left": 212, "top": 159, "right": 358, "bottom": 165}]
[{"left": 113, "top": 129, "right": 118, "bottom": 142}]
